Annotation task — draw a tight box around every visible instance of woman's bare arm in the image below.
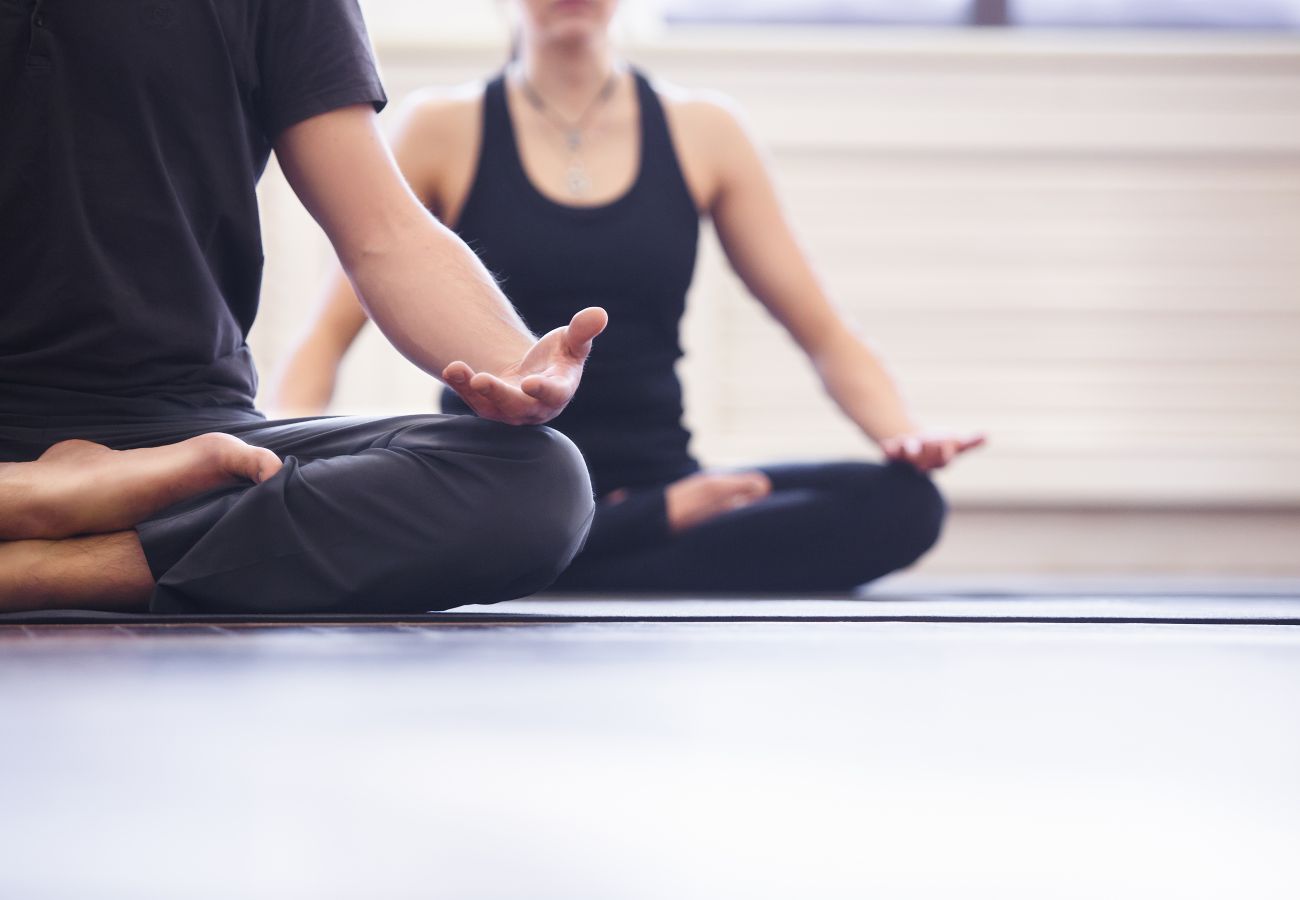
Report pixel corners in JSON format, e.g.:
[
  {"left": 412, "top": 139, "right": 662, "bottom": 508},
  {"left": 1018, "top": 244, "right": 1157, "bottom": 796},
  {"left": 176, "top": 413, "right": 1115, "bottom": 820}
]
[
  {"left": 269, "top": 90, "right": 460, "bottom": 417},
  {"left": 695, "top": 97, "right": 983, "bottom": 470},
  {"left": 268, "top": 280, "right": 370, "bottom": 417}
]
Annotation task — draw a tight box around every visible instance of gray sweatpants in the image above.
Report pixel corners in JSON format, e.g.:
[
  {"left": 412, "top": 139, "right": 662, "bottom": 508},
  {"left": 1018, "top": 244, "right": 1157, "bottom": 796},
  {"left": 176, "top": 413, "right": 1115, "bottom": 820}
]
[{"left": 0, "top": 412, "right": 594, "bottom": 613}]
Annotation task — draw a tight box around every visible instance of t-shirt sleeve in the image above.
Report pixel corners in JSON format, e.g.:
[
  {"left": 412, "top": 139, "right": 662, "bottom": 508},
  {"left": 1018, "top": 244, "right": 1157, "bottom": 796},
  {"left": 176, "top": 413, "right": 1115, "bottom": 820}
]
[{"left": 254, "top": 0, "right": 388, "bottom": 139}]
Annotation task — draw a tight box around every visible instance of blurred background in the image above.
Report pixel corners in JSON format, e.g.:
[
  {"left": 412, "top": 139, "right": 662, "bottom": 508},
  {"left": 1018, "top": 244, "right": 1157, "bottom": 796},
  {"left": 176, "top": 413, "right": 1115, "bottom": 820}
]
[{"left": 252, "top": 0, "right": 1300, "bottom": 578}]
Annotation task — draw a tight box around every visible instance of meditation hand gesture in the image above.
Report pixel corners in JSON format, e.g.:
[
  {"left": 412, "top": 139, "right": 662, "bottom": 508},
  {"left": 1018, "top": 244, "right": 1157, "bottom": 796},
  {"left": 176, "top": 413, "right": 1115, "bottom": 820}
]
[
  {"left": 881, "top": 430, "right": 987, "bottom": 473},
  {"left": 442, "top": 307, "right": 609, "bottom": 426}
]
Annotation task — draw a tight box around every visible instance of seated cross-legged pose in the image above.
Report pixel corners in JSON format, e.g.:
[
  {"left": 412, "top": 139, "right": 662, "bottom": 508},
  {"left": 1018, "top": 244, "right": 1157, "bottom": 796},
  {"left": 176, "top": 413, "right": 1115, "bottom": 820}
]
[
  {"left": 273, "top": 0, "right": 985, "bottom": 593},
  {"left": 0, "top": 0, "right": 608, "bottom": 613}
]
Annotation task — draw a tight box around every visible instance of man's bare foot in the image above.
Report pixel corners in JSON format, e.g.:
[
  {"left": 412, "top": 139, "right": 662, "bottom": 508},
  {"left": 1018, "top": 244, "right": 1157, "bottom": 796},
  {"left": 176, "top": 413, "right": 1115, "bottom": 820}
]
[
  {"left": 665, "top": 469, "right": 772, "bottom": 534},
  {"left": 0, "top": 434, "right": 282, "bottom": 541}
]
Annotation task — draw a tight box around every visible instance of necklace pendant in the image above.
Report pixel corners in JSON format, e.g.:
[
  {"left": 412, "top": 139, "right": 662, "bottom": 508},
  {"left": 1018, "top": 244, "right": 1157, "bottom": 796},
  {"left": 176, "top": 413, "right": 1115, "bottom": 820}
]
[
  {"left": 565, "top": 130, "right": 582, "bottom": 152},
  {"left": 567, "top": 162, "right": 591, "bottom": 197}
]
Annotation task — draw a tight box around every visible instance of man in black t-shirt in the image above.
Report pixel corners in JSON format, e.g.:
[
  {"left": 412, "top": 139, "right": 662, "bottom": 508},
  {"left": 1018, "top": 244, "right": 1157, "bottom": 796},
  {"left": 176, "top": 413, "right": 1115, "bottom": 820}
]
[{"left": 0, "top": 0, "right": 604, "bottom": 612}]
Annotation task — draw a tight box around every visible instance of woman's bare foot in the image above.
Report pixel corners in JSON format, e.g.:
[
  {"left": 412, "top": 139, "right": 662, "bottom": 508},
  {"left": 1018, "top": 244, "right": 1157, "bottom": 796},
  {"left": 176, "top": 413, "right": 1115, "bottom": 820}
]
[
  {"left": 665, "top": 469, "right": 772, "bottom": 534},
  {"left": 0, "top": 434, "right": 282, "bottom": 541}
]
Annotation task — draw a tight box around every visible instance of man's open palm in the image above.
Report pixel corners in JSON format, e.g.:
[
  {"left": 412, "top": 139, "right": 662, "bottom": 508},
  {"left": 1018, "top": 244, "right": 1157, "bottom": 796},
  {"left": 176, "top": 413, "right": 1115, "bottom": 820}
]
[{"left": 441, "top": 307, "right": 609, "bottom": 425}]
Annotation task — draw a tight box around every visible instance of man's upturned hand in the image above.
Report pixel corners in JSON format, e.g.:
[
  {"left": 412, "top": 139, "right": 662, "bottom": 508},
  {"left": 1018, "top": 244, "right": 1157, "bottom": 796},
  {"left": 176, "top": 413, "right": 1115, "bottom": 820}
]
[{"left": 441, "top": 307, "right": 609, "bottom": 426}]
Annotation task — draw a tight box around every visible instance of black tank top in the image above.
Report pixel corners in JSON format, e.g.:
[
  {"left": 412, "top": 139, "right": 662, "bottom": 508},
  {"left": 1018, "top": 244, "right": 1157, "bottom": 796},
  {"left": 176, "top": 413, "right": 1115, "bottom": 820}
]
[{"left": 443, "top": 70, "right": 701, "bottom": 496}]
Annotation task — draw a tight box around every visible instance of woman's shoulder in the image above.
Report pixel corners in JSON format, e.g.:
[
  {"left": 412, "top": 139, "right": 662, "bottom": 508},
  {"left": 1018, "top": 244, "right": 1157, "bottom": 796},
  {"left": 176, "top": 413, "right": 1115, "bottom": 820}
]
[
  {"left": 648, "top": 77, "right": 748, "bottom": 133},
  {"left": 645, "top": 76, "right": 758, "bottom": 207},
  {"left": 390, "top": 80, "right": 487, "bottom": 146},
  {"left": 646, "top": 75, "right": 755, "bottom": 159},
  {"left": 381, "top": 80, "right": 488, "bottom": 210}
]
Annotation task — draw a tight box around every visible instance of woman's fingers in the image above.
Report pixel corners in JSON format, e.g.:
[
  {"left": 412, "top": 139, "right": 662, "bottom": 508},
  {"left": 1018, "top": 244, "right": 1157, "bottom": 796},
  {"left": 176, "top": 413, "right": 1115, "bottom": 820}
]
[
  {"left": 915, "top": 445, "right": 941, "bottom": 471},
  {"left": 922, "top": 440, "right": 961, "bottom": 470},
  {"left": 880, "top": 430, "right": 988, "bottom": 471}
]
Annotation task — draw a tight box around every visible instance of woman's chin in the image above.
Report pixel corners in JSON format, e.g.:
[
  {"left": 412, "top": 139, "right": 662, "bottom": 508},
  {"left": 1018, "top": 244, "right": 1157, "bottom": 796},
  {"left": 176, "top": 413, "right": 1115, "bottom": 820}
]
[{"left": 541, "top": 23, "right": 608, "bottom": 50}]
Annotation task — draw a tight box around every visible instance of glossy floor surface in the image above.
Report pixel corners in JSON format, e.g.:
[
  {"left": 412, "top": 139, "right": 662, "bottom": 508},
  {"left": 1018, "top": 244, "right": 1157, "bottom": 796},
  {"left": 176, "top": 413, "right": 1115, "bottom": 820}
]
[{"left": 2, "top": 587, "right": 1298, "bottom": 898}]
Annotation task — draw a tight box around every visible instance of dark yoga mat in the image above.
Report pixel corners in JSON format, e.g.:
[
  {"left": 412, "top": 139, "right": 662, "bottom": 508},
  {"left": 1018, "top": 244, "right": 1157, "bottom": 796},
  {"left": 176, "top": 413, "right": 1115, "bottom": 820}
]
[{"left": 4, "top": 580, "right": 1300, "bottom": 626}]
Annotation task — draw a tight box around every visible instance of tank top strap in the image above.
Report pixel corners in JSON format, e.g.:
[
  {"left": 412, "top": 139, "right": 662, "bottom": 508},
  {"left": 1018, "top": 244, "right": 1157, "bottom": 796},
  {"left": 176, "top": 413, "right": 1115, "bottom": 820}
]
[
  {"left": 477, "top": 72, "right": 514, "bottom": 172},
  {"left": 630, "top": 68, "right": 696, "bottom": 214}
]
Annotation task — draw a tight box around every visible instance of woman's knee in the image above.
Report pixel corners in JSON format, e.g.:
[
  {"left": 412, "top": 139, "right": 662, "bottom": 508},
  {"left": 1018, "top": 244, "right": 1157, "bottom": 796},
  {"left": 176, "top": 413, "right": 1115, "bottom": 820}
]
[
  {"left": 875, "top": 461, "right": 947, "bottom": 566},
  {"left": 813, "top": 461, "right": 946, "bottom": 584}
]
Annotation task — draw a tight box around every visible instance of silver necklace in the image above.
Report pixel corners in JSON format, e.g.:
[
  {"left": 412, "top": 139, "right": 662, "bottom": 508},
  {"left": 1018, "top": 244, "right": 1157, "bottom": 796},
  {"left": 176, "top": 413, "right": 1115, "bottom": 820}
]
[{"left": 517, "top": 67, "right": 620, "bottom": 197}]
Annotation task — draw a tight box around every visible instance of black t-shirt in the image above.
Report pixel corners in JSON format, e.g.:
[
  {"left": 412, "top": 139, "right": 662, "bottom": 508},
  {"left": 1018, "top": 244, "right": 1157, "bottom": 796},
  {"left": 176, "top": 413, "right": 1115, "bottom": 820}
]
[{"left": 0, "top": 0, "right": 386, "bottom": 421}]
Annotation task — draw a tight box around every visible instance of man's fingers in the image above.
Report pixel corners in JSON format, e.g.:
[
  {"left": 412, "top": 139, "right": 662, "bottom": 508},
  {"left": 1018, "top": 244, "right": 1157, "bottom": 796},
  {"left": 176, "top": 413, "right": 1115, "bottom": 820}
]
[
  {"left": 520, "top": 373, "right": 574, "bottom": 408},
  {"left": 442, "top": 360, "right": 475, "bottom": 387},
  {"left": 958, "top": 432, "right": 988, "bottom": 452},
  {"left": 468, "top": 371, "right": 528, "bottom": 409},
  {"left": 562, "top": 307, "right": 608, "bottom": 359}
]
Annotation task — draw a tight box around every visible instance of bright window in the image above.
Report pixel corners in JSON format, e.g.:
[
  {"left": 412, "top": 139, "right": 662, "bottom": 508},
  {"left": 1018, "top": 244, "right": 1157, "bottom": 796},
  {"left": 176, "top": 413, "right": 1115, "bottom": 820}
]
[{"left": 661, "top": 0, "right": 1300, "bottom": 28}]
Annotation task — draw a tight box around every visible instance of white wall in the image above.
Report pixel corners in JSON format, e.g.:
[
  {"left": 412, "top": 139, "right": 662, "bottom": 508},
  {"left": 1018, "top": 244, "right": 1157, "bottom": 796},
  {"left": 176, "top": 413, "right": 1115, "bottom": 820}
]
[{"left": 251, "top": 21, "right": 1300, "bottom": 569}]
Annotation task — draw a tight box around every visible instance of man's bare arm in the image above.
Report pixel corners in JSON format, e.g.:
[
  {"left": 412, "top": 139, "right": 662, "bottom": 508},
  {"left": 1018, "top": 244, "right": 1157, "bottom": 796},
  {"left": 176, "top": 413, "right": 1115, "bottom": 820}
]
[{"left": 273, "top": 104, "right": 605, "bottom": 424}]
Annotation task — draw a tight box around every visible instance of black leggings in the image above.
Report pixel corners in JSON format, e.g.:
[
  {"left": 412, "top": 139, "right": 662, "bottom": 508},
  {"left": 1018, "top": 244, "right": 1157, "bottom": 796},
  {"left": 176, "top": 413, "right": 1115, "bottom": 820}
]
[
  {"left": 551, "top": 460, "right": 946, "bottom": 593},
  {"left": 0, "top": 413, "right": 594, "bottom": 614}
]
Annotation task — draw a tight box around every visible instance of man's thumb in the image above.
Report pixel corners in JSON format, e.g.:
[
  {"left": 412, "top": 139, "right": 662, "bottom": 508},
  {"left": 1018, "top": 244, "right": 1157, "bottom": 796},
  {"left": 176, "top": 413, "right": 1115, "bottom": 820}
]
[{"left": 565, "top": 307, "right": 609, "bottom": 357}]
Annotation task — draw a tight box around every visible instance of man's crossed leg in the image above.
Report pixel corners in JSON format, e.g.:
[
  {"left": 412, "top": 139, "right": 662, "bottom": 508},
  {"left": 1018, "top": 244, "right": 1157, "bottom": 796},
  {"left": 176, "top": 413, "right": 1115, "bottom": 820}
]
[{"left": 0, "top": 415, "right": 594, "bottom": 614}]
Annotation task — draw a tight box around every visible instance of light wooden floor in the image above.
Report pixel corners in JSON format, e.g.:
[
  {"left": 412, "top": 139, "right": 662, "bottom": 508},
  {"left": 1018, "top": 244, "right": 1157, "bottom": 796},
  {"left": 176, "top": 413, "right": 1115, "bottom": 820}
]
[{"left": 2, "top": 584, "right": 1298, "bottom": 899}]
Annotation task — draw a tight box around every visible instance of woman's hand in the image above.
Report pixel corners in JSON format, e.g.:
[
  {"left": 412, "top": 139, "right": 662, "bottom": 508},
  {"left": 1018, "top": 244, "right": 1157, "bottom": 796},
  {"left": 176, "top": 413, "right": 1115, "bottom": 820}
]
[
  {"left": 442, "top": 307, "right": 609, "bottom": 425},
  {"left": 665, "top": 469, "right": 772, "bottom": 533},
  {"left": 880, "top": 430, "right": 986, "bottom": 473}
]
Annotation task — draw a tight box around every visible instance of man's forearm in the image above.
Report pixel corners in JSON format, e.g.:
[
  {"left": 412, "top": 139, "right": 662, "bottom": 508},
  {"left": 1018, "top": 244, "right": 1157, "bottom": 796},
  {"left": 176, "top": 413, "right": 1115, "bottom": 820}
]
[
  {"left": 273, "top": 106, "right": 535, "bottom": 380},
  {"left": 342, "top": 211, "right": 534, "bottom": 378}
]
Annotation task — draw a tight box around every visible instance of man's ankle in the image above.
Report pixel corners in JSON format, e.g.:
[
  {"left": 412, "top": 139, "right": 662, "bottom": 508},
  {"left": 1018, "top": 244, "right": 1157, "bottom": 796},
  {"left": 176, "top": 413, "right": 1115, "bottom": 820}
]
[{"left": 0, "top": 534, "right": 153, "bottom": 612}]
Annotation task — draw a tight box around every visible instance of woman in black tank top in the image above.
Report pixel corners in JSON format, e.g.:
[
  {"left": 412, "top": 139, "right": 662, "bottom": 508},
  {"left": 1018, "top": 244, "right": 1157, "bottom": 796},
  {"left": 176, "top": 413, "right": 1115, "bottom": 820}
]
[
  {"left": 273, "top": 0, "right": 986, "bottom": 593},
  {"left": 446, "top": 70, "right": 699, "bottom": 498}
]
